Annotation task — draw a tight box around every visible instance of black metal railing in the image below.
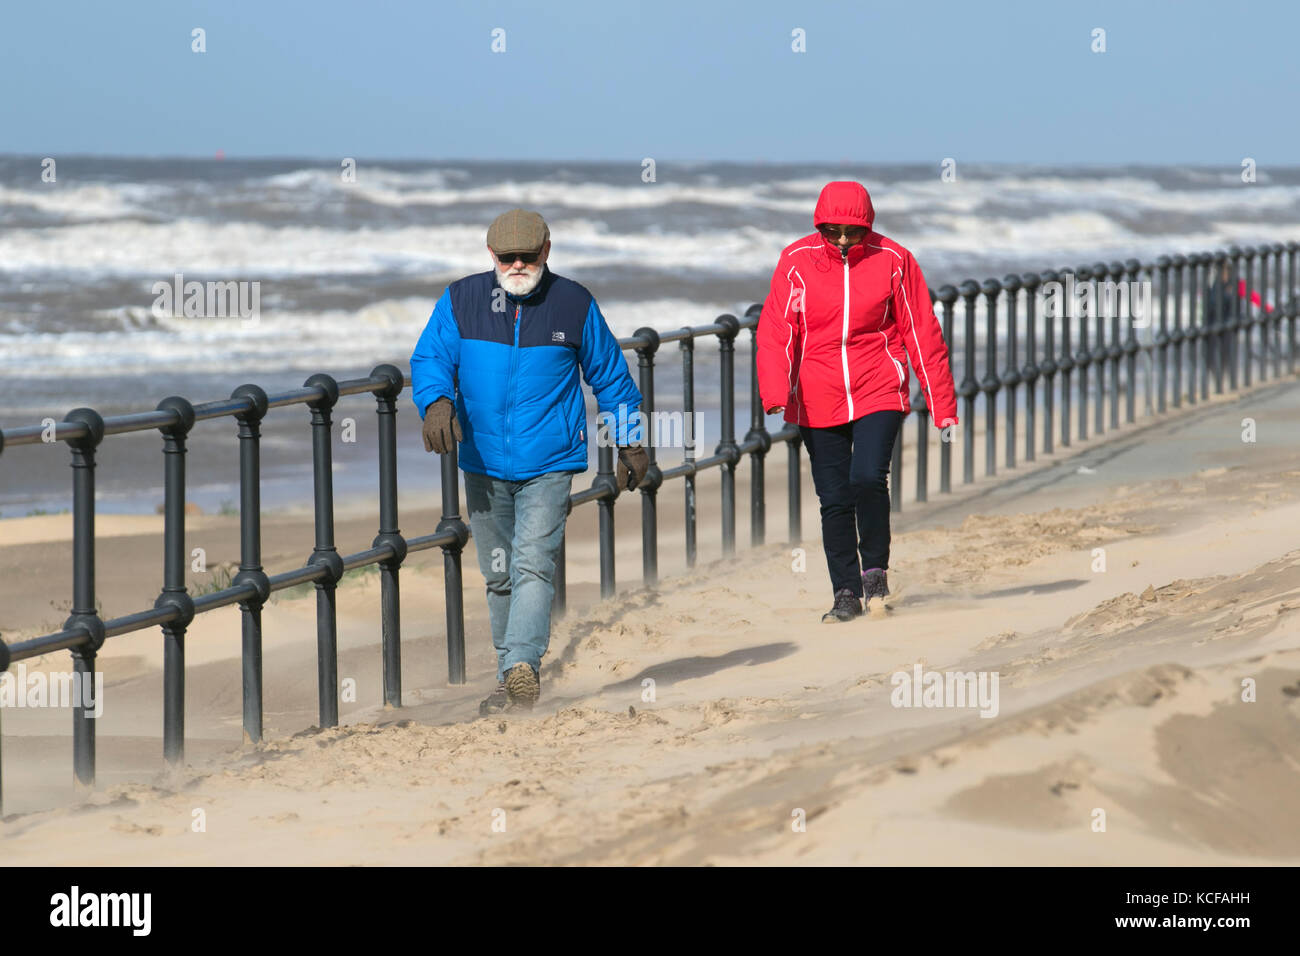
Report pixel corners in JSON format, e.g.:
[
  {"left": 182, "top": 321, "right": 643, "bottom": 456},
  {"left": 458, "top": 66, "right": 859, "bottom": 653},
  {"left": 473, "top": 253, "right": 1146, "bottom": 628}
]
[
  {"left": 918, "top": 242, "right": 1297, "bottom": 500},
  {"left": 0, "top": 240, "right": 1295, "bottom": 812}
]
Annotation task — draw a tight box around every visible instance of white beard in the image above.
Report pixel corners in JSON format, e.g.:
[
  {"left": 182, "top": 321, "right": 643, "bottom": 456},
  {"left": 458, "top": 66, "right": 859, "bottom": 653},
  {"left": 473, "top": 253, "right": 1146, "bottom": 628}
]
[{"left": 498, "top": 264, "right": 544, "bottom": 296}]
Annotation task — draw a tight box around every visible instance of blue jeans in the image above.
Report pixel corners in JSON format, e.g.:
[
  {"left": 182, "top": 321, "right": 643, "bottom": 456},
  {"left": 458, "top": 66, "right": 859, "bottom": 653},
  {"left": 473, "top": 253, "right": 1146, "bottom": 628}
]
[{"left": 463, "top": 469, "right": 574, "bottom": 680}]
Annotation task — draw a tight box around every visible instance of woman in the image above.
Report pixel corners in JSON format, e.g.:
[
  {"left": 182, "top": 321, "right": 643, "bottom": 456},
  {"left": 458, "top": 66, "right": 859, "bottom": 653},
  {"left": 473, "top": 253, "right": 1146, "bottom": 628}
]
[{"left": 756, "top": 181, "right": 958, "bottom": 623}]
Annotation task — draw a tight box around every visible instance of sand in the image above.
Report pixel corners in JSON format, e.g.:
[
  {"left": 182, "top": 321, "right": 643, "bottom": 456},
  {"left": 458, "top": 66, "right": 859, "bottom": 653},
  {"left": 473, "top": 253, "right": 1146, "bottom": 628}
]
[{"left": 1, "top": 378, "right": 1298, "bottom": 864}]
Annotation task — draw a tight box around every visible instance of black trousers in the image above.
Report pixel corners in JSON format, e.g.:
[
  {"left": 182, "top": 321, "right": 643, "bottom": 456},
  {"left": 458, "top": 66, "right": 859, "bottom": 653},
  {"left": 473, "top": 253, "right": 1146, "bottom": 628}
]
[
  {"left": 800, "top": 409, "right": 903, "bottom": 597},
  {"left": 1204, "top": 326, "right": 1234, "bottom": 388}
]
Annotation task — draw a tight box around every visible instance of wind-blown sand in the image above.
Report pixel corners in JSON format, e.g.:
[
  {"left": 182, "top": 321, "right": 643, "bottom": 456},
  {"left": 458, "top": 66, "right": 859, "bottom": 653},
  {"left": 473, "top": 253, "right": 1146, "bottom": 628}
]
[{"left": 1, "top": 380, "right": 1299, "bottom": 864}]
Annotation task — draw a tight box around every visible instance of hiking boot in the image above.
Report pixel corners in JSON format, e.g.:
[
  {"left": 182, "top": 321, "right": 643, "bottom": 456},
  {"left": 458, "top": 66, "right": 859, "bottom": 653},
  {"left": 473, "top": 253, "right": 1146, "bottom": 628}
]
[
  {"left": 862, "top": 568, "right": 890, "bottom": 617},
  {"left": 821, "top": 588, "right": 862, "bottom": 623},
  {"left": 504, "top": 662, "right": 540, "bottom": 711},
  {"left": 479, "top": 678, "right": 508, "bottom": 716}
]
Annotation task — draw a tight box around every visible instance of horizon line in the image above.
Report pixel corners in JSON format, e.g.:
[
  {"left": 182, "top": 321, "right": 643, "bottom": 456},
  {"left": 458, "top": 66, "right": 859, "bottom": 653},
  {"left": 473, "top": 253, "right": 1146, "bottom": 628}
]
[{"left": 0, "top": 152, "right": 1287, "bottom": 171}]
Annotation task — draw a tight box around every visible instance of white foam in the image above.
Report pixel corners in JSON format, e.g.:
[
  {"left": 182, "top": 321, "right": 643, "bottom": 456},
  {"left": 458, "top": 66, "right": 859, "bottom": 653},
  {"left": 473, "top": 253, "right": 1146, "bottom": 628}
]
[
  {"left": 2, "top": 169, "right": 1294, "bottom": 280},
  {"left": 0, "top": 183, "right": 160, "bottom": 220},
  {"left": 0, "top": 217, "right": 787, "bottom": 278},
  {"left": 0, "top": 296, "right": 738, "bottom": 379},
  {"left": 0, "top": 298, "right": 432, "bottom": 378}
]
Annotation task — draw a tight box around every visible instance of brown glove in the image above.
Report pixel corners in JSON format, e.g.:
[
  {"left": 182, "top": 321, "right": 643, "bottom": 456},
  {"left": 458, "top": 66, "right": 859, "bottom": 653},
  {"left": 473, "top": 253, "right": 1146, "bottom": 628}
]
[
  {"left": 421, "top": 397, "right": 463, "bottom": 454},
  {"left": 616, "top": 444, "right": 649, "bottom": 491}
]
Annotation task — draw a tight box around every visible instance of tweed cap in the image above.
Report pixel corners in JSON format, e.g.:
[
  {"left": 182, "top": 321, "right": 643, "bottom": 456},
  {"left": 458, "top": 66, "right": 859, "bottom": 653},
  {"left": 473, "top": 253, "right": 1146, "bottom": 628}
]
[{"left": 486, "top": 208, "right": 549, "bottom": 255}]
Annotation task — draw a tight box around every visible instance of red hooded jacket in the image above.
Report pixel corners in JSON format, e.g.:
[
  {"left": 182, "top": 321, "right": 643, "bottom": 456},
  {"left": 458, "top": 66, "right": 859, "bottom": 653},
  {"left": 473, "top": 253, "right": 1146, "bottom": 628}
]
[{"left": 756, "top": 181, "right": 958, "bottom": 429}]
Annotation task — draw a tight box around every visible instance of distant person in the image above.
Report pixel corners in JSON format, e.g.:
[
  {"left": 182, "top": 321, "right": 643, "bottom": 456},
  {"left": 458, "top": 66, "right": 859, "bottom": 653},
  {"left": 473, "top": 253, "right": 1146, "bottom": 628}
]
[
  {"left": 1204, "top": 260, "right": 1236, "bottom": 386},
  {"left": 410, "top": 209, "right": 647, "bottom": 714},
  {"left": 757, "top": 181, "right": 958, "bottom": 623}
]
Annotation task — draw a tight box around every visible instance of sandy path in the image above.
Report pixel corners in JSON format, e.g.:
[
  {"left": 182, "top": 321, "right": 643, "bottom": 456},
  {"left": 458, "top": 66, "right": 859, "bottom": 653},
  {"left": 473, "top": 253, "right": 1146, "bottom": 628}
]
[{"left": 2, "top": 378, "right": 1299, "bottom": 864}]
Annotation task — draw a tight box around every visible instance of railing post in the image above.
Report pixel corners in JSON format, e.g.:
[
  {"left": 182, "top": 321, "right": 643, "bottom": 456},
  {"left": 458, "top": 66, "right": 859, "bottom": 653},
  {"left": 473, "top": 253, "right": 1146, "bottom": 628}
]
[
  {"left": 1133, "top": 260, "right": 1154, "bottom": 413},
  {"left": 595, "top": 421, "right": 617, "bottom": 598},
  {"left": 715, "top": 315, "right": 741, "bottom": 556},
  {"left": 436, "top": 443, "right": 469, "bottom": 684},
  {"left": 1002, "top": 275, "right": 1021, "bottom": 469},
  {"left": 1107, "top": 260, "right": 1125, "bottom": 426},
  {"left": 1092, "top": 260, "right": 1108, "bottom": 436},
  {"left": 1211, "top": 251, "right": 1228, "bottom": 395},
  {"left": 787, "top": 431, "right": 802, "bottom": 543},
  {"left": 981, "top": 279, "right": 1002, "bottom": 476},
  {"left": 370, "top": 365, "right": 408, "bottom": 708},
  {"left": 1257, "top": 248, "right": 1270, "bottom": 384},
  {"left": 1123, "top": 259, "right": 1142, "bottom": 421},
  {"left": 680, "top": 330, "right": 698, "bottom": 567},
  {"left": 1242, "top": 247, "right": 1256, "bottom": 387},
  {"left": 1196, "top": 252, "right": 1206, "bottom": 403},
  {"left": 1155, "top": 256, "right": 1171, "bottom": 413},
  {"left": 959, "top": 281, "right": 979, "bottom": 482},
  {"left": 744, "top": 307, "right": 771, "bottom": 540},
  {"left": 1038, "top": 271, "right": 1058, "bottom": 455},
  {"left": 1271, "top": 243, "right": 1285, "bottom": 379},
  {"left": 1227, "top": 246, "right": 1242, "bottom": 391},
  {"left": 633, "top": 326, "right": 663, "bottom": 586},
  {"left": 0, "top": 639, "right": 8, "bottom": 815},
  {"left": 1075, "top": 264, "right": 1092, "bottom": 442},
  {"left": 304, "top": 374, "right": 344, "bottom": 727},
  {"left": 937, "top": 285, "right": 957, "bottom": 492},
  {"left": 1200, "top": 252, "right": 1215, "bottom": 401},
  {"left": 1289, "top": 242, "right": 1298, "bottom": 376},
  {"left": 1020, "top": 273, "right": 1040, "bottom": 464},
  {"left": 155, "top": 397, "right": 196, "bottom": 765},
  {"left": 914, "top": 297, "right": 931, "bottom": 505},
  {"left": 1057, "top": 268, "right": 1073, "bottom": 447},
  {"left": 1169, "top": 256, "right": 1186, "bottom": 406},
  {"left": 914, "top": 387, "right": 928, "bottom": 503},
  {"left": 62, "top": 408, "right": 106, "bottom": 792},
  {"left": 231, "top": 385, "right": 270, "bottom": 744}
]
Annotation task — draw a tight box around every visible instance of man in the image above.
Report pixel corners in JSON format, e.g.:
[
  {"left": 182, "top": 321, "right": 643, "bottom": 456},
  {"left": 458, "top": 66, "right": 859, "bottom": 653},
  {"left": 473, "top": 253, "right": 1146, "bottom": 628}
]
[{"left": 410, "top": 208, "right": 648, "bottom": 715}]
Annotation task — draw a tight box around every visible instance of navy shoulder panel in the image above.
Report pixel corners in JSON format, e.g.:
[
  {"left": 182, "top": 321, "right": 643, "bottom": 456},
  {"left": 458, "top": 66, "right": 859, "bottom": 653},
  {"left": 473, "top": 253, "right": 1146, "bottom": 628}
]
[
  {"left": 447, "top": 269, "right": 594, "bottom": 350},
  {"left": 518, "top": 272, "right": 592, "bottom": 350},
  {"left": 448, "top": 271, "right": 512, "bottom": 345}
]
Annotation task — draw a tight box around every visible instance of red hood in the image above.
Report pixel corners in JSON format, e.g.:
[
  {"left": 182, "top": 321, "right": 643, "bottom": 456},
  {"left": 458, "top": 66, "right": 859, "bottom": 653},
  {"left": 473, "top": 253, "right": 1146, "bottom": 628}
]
[
  {"left": 813, "top": 181, "right": 875, "bottom": 230},
  {"left": 813, "top": 181, "right": 875, "bottom": 261}
]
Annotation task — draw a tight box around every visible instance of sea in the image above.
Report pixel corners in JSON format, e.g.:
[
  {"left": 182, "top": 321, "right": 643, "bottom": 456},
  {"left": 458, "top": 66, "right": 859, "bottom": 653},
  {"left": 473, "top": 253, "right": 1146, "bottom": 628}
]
[{"left": 1, "top": 157, "right": 1296, "bottom": 516}]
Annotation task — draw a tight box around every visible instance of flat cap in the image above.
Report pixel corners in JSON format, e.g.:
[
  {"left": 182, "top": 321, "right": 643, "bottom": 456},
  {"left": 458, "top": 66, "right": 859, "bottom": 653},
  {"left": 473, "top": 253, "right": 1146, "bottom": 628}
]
[{"left": 487, "top": 208, "right": 549, "bottom": 255}]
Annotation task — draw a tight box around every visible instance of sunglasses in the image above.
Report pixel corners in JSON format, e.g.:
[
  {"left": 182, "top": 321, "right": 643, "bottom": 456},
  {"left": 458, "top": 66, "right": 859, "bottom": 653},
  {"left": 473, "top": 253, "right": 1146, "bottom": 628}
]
[
  {"left": 819, "top": 224, "right": 867, "bottom": 241},
  {"left": 495, "top": 250, "right": 541, "bottom": 265}
]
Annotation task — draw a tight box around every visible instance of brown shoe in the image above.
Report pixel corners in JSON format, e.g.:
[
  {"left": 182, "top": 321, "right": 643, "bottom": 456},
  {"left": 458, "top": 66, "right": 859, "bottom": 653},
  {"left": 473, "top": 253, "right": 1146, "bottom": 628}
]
[{"left": 504, "top": 662, "right": 540, "bottom": 711}]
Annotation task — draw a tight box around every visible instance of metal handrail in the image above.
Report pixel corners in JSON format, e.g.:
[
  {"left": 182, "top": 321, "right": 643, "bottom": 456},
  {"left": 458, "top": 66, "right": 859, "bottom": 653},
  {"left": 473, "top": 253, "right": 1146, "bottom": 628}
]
[{"left": 0, "top": 240, "right": 1296, "bottom": 811}]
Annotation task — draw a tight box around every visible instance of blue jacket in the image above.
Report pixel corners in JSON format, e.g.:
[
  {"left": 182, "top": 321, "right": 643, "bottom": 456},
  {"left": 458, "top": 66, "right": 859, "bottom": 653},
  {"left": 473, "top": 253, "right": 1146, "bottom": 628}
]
[{"left": 410, "top": 265, "right": 642, "bottom": 480}]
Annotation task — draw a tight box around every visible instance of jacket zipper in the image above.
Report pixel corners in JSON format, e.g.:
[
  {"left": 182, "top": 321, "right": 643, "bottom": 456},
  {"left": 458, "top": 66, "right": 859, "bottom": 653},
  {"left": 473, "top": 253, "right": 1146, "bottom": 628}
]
[
  {"left": 840, "top": 248, "right": 855, "bottom": 419},
  {"left": 883, "top": 285, "right": 906, "bottom": 409},
  {"left": 505, "top": 302, "right": 521, "bottom": 478}
]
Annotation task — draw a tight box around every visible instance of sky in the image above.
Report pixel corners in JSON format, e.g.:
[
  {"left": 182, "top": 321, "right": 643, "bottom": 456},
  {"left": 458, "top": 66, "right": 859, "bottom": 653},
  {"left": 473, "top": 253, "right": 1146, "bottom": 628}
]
[{"left": 2, "top": 0, "right": 1297, "bottom": 164}]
